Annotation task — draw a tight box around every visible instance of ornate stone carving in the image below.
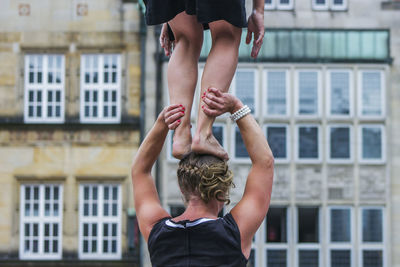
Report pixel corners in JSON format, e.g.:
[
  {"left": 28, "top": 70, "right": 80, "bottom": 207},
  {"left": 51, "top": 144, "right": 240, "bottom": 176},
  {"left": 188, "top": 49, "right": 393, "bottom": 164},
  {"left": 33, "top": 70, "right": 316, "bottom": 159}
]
[
  {"left": 359, "top": 166, "right": 386, "bottom": 201},
  {"left": 327, "top": 166, "right": 354, "bottom": 200},
  {"left": 18, "top": 4, "right": 30, "bottom": 16},
  {"left": 296, "top": 166, "right": 322, "bottom": 201}
]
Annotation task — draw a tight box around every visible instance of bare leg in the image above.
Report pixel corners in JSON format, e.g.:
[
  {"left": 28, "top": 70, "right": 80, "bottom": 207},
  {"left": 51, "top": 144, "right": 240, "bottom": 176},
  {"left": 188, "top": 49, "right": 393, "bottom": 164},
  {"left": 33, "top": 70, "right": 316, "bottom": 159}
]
[
  {"left": 167, "top": 13, "right": 203, "bottom": 159},
  {"left": 192, "top": 21, "right": 242, "bottom": 160}
]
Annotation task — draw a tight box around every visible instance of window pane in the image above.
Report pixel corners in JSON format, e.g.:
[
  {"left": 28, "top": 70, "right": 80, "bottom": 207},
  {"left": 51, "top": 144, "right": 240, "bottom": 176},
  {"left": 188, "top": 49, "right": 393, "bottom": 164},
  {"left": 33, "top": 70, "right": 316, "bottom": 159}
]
[
  {"left": 298, "top": 207, "right": 319, "bottom": 243},
  {"left": 298, "top": 72, "right": 318, "bottom": 115},
  {"left": 331, "top": 250, "right": 351, "bottom": 267},
  {"left": 212, "top": 126, "right": 224, "bottom": 148},
  {"left": 362, "top": 127, "right": 382, "bottom": 160},
  {"left": 267, "top": 250, "right": 287, "bottom": 267},
  {"left": 266, "top": 207, "right": 287, "bottom": 243},
  {"left": 363, "top": 250, "right": 383, "bottom": 267},
  {"left": 361, "top": 72, "right": 382, "bottom": 116},
  {"left": 235, "top": 70, "right": 255, "bottom": 114},
  {"left": 235, "top": 127, "right": 249, "bottom": 158},
  {"left": 362, "top": 209, "right": 383, "bottom": 242},
  {"left": 299, "top": 127, "right": 319, "bottom": 159},
  {"left": 267, "top": 126, "right": 287, "bottom": 159},
  {"left": 330, "top": 127, "right": 350, "bottom": 159},
  {"left": 333, "top": 0, "right": 343, "bottom": 5},
  {"left": 330, "top": 208, "right": 351, "bottom": 242},
  {"left": 267, "top": 71, "right": 286, "bottom": 115},
  {"left": 330, "top": 72, "right": 350, "bottom": 115},
  {"left": 280, "top": 0, "right": 289, "bottom": 4},
  {"left": 299, "top": 250, "right": 319, "bottom": 267}
]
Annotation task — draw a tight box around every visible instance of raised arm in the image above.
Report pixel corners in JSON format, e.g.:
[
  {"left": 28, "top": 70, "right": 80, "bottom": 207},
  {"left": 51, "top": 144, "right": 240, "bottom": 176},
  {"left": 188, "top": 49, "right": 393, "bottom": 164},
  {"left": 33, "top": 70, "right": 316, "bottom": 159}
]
[
  {"left": 131, "top": 104, "right": 185, "bottom": 241},
  {"left": 202, "top": 88, "right": 274, "bottom": 258}
]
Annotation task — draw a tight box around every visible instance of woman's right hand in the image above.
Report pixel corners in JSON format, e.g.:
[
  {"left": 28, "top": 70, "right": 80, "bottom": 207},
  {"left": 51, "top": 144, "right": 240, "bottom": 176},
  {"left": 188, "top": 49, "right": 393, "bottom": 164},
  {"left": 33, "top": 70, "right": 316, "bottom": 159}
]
[
  {"left": 158, "top": 104, "right": 185, "bottom": 130},
  {"left": 201, "top": 88, "right": 243, "bottom": 117}
]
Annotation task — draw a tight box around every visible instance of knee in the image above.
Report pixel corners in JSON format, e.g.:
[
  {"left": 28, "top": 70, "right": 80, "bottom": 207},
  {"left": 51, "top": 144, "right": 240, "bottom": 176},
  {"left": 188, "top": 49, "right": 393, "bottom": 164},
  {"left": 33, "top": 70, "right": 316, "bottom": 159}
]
[
  {"left": 174, "top": 33, "right": 203, "bottom": 53},
  {"left": 211, "top": 26, "right": 242, "bottom": 48}
]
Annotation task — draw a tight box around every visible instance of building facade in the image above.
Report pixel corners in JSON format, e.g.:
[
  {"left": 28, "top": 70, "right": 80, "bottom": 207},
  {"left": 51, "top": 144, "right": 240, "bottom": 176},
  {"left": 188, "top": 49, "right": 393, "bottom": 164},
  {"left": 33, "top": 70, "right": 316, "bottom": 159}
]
[
  {"left": 0, "top": 0, "right": 143, "bottom": 266},
  {"left": 154, "top": 0, "right": 400, "bottom": 266}
]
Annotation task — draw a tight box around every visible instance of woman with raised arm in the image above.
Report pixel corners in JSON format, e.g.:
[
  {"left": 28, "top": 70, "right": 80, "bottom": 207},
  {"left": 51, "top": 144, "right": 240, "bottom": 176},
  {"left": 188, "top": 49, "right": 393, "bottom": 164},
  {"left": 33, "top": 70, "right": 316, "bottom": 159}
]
[
  {"left": 143, "top": 0, "right": 265, "bottom": 160},
  {"left": 131, "top": 93, "right": 274, "bottom": 266}
]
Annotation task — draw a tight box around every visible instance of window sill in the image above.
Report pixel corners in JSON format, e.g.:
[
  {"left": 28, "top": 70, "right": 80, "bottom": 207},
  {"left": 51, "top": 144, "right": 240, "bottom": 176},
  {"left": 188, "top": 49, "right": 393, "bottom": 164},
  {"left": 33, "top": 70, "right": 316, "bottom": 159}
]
[{"left": 381, "top": 1, "right": 400, "bottom": 9}]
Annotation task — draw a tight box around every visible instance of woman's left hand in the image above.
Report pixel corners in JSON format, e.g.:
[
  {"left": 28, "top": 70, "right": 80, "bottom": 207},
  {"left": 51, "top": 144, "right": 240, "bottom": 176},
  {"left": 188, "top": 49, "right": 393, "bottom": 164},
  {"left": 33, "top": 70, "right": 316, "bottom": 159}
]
[{"left": 159, "top": 104, "right": 186, "bottom": 130}]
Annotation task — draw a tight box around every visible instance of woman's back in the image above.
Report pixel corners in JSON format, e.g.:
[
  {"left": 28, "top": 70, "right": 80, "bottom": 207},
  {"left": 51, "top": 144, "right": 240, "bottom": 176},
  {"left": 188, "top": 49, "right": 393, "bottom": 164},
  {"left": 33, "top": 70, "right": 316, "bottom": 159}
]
[{"left": 148, "top": 213, "right": 248, "bottom": 267}]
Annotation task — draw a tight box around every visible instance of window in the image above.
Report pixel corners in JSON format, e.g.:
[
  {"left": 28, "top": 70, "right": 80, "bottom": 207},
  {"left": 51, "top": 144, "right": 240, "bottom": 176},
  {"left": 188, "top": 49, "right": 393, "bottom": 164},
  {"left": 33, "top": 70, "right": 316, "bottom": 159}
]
[
  {"left": 24, "top": 55, "right": 65, "bottom": 123},
  {"left": 265, "top": 70, "right": 288, "bottom": 116},
  {"left": 297, "top": 207, "right": 320, "bottom": 267},
  {"left": 327, "top": 70, "right": 352, "bottom": 117},
  {"left": 328, "top": 207, "right": 353, "bottom": 267},
  {"left": 233, "top": 69, "right": 257, "bottom": 116},
  {"left": 265, "top": 0, "right": 294, "bottom": 10},
  {"left": 296, "top": 71, "right": 320, "bottom": 116},
  {"left": 79, "top": 184, "right": 121, "bottom": 259},
  {"left": 20, "top": 184, "right": 63, "bottom": 259},
  {"left": 328, "top": 125, "right": 352, "bottom": 162},
  {"left": 359, "top": 71, "right": 384, "bottom": 118},
  {"left": 233, "top": 126, "right": 249, "bottom": 160},
  {"left": 297, "top": 125, "right": 321, "bottom": 162},
  {"left": 265, "top": 207, "right": 289, "bottom": 267},
  {"left": 360, "top": 207, "right": 385, "bottom": 267},
  {"left": 80, "top": 54, "right": 121, "bottom": 123},
  {"left": 359, "top": 125, "right": 385, "bottom": 163},
  {"left": 312, "top": 0, "right": 347, "bottom": 10},
  {"left": 265, "top": 125, "right": 289, "bottom": 162}
]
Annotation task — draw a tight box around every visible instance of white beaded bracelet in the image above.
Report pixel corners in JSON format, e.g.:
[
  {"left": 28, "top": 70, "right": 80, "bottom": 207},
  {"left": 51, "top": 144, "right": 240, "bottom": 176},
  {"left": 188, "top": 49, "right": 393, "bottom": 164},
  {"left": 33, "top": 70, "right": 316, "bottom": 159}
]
[{"left": 230, "top": 105, "right": 251, "bottom": 122}]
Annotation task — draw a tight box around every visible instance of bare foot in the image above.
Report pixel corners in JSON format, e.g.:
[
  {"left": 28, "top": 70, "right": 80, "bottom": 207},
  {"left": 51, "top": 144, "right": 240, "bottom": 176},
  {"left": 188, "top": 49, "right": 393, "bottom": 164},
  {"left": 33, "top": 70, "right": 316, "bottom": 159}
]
[
  {"left": 191, "top": 133, "right": 229, "bottom": 160},
  {"left": 172, "top": 126, "right": 192, "bottom": 159}
]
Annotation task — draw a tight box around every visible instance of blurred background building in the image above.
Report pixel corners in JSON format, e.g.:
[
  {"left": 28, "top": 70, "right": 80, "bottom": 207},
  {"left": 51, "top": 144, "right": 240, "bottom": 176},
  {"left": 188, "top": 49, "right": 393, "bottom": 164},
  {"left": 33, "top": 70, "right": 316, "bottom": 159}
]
[
  {"left": 151, "top": 0, "right": 400, "bottom": 267},
  {"left": 0, "top": 0, "right": 399, "bottom": 267},
  {"left": 0, "top": 0, "right": 143, "bottom": 266}
]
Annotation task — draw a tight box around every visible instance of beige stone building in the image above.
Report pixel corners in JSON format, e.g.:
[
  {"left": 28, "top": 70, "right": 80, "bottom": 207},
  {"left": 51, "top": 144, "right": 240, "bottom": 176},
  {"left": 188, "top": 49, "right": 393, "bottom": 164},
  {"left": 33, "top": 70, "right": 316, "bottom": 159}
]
[
  {"left": 149, "top": 0, "right": 400, "bottom": 267},
  {"left": 0, "top": 0, "right": 143, "bottom": 266}
]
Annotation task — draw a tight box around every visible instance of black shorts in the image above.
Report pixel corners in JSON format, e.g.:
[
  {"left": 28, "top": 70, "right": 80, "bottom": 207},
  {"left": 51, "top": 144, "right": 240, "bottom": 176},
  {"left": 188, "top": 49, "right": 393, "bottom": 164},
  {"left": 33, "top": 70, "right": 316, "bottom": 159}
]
[{"left": 144, "top": 0, "right": 247, "bottom": 38}]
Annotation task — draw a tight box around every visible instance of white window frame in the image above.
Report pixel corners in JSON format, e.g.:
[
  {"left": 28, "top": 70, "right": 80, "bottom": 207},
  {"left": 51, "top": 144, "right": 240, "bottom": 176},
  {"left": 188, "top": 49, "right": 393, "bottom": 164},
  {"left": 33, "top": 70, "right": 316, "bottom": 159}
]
[
  {"left": 295, "top": 124, "right": 322, "bottom": 163},
  {"left": 78, "top": 184, "right": 122, "bottom": 260},
  {"left": 265, "top": 0, "right": 294, "bottom": 10},
  {"left": 327, "top": 124, "right": 353, "bottom": 164},
  {"left": 295, "top": 206, "right": 322, "bottom": 267},
  {"left": 264, "top": 206, "right": 291, "bottom": 267},
  {"left": 295, "top": 70, "right": 322, "bottom": 118},
  {"left": 358, "top": 124, "right": 386, "bottom": 164},
  {"left": 24, "top": 54, "right": 65, "bottom": 123},
  {"left": 263, "top": 69, "right": 290, "bottom": 117},
  {"left": 326, "top": 206, "right": 354, "bottom": 267},
  {"left": 19, "top": 184, "right": 63, "bottom": 260},
  {"left": 358, "top": 206, "right": 386, "bottom": 267},
  {"left": 326, "top": 69, "right": 354, "bottom": 118},
  {"left": 80, "top": 54, "right": 122, "bottom": 123},
  {"left": 264, "top": 124, "right": 290, "bottom": 163},
  {"left": 231, "top": 125, "right": 251, "bottom": 163},
  {"left": 357, "top": 70, "right": 386, "bottom": 119},
  {"left": 231, "top": 68, "right": 259, "bottom": 118}
]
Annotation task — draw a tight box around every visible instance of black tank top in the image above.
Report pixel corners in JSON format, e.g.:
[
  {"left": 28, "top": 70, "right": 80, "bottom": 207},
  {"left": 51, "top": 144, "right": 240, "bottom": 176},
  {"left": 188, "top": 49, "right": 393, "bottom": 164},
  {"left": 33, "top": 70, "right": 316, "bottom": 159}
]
[{"left": 148, "top": 213, "right": 248, "bottom": 267}]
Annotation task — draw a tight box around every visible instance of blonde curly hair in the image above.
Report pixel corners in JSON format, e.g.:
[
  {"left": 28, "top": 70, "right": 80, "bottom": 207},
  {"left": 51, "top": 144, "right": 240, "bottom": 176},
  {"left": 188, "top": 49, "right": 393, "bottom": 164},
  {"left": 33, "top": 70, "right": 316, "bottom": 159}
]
[{"left": 177, "top": 152, "right": 234, "bottom": 205}]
